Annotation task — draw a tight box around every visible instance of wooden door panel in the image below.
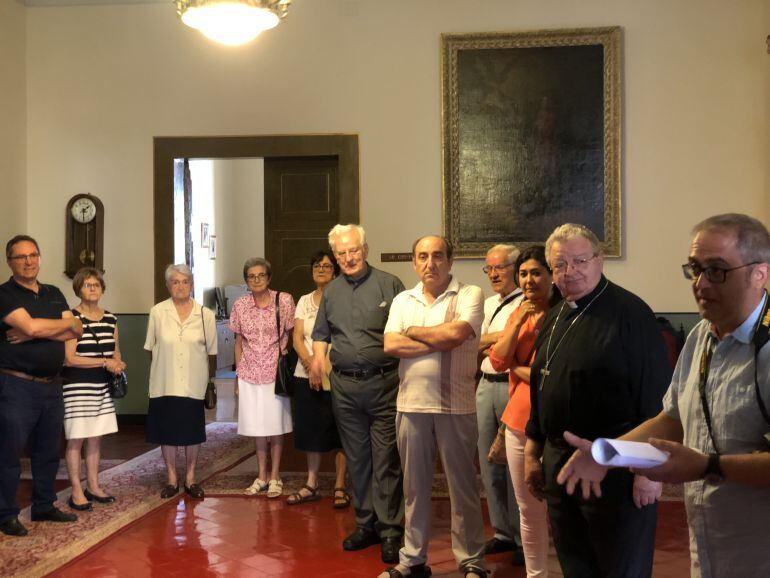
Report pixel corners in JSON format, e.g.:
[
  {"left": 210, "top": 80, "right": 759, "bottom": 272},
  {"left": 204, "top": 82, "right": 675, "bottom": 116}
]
[{"left": 265, "top": 156, "right": 340, "bottom": 302}]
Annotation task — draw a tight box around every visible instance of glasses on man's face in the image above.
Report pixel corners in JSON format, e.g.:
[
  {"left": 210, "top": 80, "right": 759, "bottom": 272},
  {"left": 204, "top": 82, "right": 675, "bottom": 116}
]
[
  {"left": 246, "top": 273, "right": 269, "bottom": 282},
  {"left": 8, "top": 252, "right": 40, "bottom": 262},
  {"left": 681, "top": 261, "right": 760, "bottom": 284},
  {"left": 170, "top": 279, "right": 191, "bottom": 286},
  {"left": 551, "top": 254, "right": 599, "bottom": 273},
  {"left": 312, "top": 263, "right": 334, "bottom": 271},
  {"left": 83, "top": 282, "right": 102, "bottom": 290},
  {"left": 334, "top": 246, "right": 363, "bottom": 260},
  {"left": 482, "top": 263, "right": 514, "bottom": 275}
]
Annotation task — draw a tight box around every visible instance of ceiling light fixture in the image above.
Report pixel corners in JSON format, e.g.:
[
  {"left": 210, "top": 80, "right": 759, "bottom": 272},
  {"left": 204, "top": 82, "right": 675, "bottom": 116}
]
[{"left": 175, "top": 0, "right": 291, "bottom": 46}]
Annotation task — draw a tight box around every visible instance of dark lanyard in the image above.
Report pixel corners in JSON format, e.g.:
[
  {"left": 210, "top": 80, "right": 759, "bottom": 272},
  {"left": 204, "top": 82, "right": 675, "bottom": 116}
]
[
  {"left": 698, "top": 291, "right": 770, "bottom": 456},
  {"left": 490, "top": 292, "right": 520, "bottom": 325}
]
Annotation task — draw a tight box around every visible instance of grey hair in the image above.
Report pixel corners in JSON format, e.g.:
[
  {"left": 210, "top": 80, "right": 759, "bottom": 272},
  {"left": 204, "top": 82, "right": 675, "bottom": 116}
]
[
  {"left": 243, "top": 257, "right": 272, "bottom": 281},
  {"left": 164, "top": 263, "right": 193, "bottom": 283},
  {"left": 487, "top": 244, "right": 519, "bottom": 265},
  {"left": 545, "top": 224, "right": 602, "bottom": 266},
  {"left": 328, "top": 224, "right": 366, "bottom": 251},
  {"left": 692, "top": 213, "right": 770, "bottom": 264}
]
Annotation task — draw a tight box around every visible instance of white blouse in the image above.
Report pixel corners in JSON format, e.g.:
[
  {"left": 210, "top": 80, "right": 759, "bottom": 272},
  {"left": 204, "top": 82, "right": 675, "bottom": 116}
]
[
  {"left": 144, "top": 299, "right": 217, "bottom": 399},
  {"left": 293, "top": 291, "right": 319, "bottom": 379}
]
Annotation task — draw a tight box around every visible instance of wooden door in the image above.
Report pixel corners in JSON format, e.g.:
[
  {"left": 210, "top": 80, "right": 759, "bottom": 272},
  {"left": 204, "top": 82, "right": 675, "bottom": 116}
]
[{"left": 264, "top": 156, "right": 340, "bottom": 302}]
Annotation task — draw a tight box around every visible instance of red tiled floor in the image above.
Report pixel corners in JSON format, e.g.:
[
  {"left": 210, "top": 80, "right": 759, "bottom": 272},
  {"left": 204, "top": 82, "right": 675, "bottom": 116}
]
[{"left": 48, "top": 496, "right": 689, "bottom": 577}]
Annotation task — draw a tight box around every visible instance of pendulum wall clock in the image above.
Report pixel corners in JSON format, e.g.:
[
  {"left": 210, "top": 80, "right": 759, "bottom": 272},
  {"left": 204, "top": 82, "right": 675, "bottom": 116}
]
[{"left": 65, "top": 193, "right": 105, "bottom": 278}]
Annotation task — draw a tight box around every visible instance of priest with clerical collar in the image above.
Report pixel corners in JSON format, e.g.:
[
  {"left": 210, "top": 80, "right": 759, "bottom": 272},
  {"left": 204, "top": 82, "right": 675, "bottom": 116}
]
[{"left": 523, "top": 223, "right": 672, "bottom": 578}]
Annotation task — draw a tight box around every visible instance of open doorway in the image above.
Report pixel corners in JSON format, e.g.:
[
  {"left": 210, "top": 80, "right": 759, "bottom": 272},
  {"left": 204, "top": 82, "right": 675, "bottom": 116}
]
[{"left": 154, "top": 134, "right": 359, "bottom": 304}]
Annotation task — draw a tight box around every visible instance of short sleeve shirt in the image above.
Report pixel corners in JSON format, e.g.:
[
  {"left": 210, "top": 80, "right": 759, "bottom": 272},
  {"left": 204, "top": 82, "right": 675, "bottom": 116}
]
[
  {"left": 385, "top": 277, "right": 483, "bottom": 414},
  {"left": 479, "top": 290, "right": 523, "bottom": 374},
  {"left": 662, "top": 295, "right": 770, "bottom": 578},
  {"left": 144, "top": 299, "right": 218, "bottom": 399},
  {"left": 293, "top": 292, "right": 318, "bottom": 379},
  {"left": 230, "top": 290, "right": 295, "bottom": 384},
  {"left": 0, "top": 277, "right": 69, "bottom": 377}
]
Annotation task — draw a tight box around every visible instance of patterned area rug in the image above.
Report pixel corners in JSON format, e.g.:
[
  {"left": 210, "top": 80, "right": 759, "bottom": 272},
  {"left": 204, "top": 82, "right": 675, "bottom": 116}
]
[{"left": 0, "top": 422, "right": 253, "bottom": 578}]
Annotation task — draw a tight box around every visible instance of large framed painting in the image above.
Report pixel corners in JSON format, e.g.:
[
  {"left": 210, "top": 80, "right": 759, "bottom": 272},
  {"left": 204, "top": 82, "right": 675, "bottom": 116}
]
[{"left": 441, "top": 27, "right": 622, "bottom": 258}]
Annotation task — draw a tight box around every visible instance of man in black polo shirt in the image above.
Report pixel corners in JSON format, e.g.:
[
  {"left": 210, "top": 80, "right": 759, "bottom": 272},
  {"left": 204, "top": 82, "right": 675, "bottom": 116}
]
[
  {"left": 0, "top": 235, "right": 83, "bottom": 536},
  {"left": 310, "top": 224, "right": 405, "bottom": 564}
]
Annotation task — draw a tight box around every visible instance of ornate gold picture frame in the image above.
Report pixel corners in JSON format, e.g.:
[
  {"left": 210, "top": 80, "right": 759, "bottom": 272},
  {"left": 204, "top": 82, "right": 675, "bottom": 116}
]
[{"left": 441, "top": 27, "right": 622, "bottom": 258}]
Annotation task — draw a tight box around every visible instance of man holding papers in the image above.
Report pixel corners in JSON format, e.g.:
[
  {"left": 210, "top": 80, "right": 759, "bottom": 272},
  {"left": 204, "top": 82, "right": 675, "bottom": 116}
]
[{"left": 558, "top": 214, "right": 770, "bottom": 578}]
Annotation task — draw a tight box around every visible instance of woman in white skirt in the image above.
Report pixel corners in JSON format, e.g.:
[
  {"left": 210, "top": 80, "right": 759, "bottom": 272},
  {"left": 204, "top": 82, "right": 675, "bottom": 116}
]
[
  {"left": 230, "top": 257, "right": 295, "bottom": 499},
  {"left": 61, "top": 267, "right": 126, "bottom": 511}
]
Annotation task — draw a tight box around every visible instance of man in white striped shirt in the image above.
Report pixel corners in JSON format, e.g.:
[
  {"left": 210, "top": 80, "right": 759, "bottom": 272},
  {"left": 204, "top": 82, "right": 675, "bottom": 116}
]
[{"left": 380, "top": 235, "right": 486, "bottom": 578}]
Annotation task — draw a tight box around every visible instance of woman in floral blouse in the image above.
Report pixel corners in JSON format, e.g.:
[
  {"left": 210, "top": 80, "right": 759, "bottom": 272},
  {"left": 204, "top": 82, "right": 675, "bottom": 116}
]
[{"left": 230, "top": 257, "right": 295, "bottom": 499}]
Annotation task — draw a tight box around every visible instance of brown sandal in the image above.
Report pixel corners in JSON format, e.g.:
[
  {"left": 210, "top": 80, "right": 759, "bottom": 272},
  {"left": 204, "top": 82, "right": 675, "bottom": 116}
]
[
  {"left": 332, "top": 487, "right": 351, "bottom": 509},
  {"left": 286, "top": 484, "right": 320, "bottom": 505}
]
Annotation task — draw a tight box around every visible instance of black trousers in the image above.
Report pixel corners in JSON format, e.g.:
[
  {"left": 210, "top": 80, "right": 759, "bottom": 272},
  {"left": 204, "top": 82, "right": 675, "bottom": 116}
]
[
  {"left": 0, "top": 373, "right": 64, "bottom": 521},
  {"left": 330, "top": 368, "right": 404, "bottom": 539},
  {"left": 542, "top": 441, "right": 657, "bottom": 578}
]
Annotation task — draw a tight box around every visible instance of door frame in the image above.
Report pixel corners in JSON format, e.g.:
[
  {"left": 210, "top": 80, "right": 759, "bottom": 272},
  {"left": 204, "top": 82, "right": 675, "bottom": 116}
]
[{"left": 153, "top": 134, "right": 359, "bottom": 303}]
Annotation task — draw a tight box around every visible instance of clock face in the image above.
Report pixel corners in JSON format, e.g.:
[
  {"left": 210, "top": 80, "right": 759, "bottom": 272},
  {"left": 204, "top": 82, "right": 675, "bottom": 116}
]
[{"left": 71, "top": 198, "right": 97, "bottom": 224}]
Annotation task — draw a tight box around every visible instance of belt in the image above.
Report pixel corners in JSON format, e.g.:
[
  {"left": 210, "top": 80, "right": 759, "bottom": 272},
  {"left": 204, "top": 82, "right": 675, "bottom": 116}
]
[
  {"left": 546, "top": 437, "right": 572, "bottom": 450},
  {"left": 0, "top": 368, "right": 56, "bottom": 383},
  {"left": 481, "top": 372, "right": 509, "bottom": 383},
  {"left": 333, "top": 364, "right": 398, "bottom": 381}
]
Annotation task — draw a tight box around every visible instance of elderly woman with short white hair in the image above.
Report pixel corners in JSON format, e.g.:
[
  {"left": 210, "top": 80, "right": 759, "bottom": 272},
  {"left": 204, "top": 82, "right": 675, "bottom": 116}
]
[{"left": 144, "top": 264, "right": 217, "bottom": 500}]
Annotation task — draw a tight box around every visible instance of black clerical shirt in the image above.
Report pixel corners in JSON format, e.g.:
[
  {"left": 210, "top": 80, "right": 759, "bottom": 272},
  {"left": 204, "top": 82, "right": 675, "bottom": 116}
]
[{"left": 526, "top": 276, "right": 671, "bottom": 443}]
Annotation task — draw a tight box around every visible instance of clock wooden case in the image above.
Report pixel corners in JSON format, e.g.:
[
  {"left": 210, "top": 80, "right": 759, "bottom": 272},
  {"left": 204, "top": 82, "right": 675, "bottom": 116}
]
[{"left": 65, "top": 193, "right": 105, "bottom": 278}]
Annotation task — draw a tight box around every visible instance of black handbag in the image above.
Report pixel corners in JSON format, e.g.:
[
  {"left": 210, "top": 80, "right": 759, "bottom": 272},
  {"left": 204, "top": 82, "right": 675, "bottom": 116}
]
[
  {"left": 109, "top": 371, "right": 128, "bottom": 399},
  {"left": 274, "top": 292, "right": 298, "bottom": 397},
  {"left": 82, "top": 314, "right": 128, "bottom": 399}
]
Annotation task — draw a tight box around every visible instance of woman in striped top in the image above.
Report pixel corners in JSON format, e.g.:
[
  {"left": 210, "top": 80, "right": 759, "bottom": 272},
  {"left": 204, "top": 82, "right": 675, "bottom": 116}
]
[{"left": 61, "top": 267, "right": 126, "bottom": 510}]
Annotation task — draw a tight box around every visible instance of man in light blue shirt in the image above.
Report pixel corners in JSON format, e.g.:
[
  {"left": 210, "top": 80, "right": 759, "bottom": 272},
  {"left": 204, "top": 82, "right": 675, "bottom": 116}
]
[{"left": 556, "top": 213, "right": 770, "bottom": 578}]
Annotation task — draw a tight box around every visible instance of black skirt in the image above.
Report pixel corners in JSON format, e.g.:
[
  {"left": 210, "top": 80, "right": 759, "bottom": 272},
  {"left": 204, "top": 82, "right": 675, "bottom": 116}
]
[
  {"left": 146, "top": 396, "right": 206, "bottom": 446},
  {"left": 293, "top": 377, "right": 342, "bottom": 452}
]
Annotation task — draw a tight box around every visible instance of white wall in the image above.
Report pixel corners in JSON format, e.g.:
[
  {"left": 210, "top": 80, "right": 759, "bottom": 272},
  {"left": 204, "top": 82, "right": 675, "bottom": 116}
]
[
  {"left": 22, "top": 0, "right": 770, "bottom": 312},
  {"left": 0, "top": 0, "right": 27, "bottom": 242},
  {"left": 213, "top": 158, "right": 264, "bottom": 288}
]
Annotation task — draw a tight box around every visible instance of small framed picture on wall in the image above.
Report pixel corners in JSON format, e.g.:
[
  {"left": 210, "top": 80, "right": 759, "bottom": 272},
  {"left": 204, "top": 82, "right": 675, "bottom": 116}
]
[
  {"left": 209, "top": 235, "right": 217, "bottom": 259},
  {"left": 201, "top": 223, "right": 210, "bottom": 248}
]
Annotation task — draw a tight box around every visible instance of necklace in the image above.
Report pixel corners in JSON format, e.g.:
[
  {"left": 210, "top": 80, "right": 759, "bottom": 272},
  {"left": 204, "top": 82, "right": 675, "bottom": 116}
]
[{"left": 539, "top": 280, "right": 609, "bottom": 390}]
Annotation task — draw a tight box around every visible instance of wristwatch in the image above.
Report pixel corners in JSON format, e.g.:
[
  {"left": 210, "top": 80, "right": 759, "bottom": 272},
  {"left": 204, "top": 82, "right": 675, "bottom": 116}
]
[{"left": 703, "top": 453, "right": 723, "bottom": 484}]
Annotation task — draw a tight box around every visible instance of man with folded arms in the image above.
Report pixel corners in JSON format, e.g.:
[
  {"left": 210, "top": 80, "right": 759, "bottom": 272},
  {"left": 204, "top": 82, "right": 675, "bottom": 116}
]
[
  {"left": 0, "top": 235, "right": 83, "bottom": 536},
  {"left": 310, "top": 224, "right": 405, "bottom": 564},
  {"left": 558, "top": 214, "right": 770, "bottom": 578},
  {"left": 380, "top": 235, "right": 486, "bottom": 578}
]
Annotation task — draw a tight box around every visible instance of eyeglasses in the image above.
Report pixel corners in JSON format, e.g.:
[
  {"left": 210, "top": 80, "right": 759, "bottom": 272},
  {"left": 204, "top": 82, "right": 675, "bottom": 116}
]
[
  {"left": 551, "top": 254, "right": 599, "bottom": 272},
  {"left": 8, "top": 252, "right": 40, "bottom": 262},
  {"left": 681, "top": 261, "right": 760, "bottom": 284},
  {"left": 83, "top": 282, "right": 102, "bottom": 290},
  {"left": 334, "top": 247, "right": 363, "bottom": 259},
  {"left": 246, "top": 273, "right": 269, "bottom": 281},
  {"left": 170, "top": 279, "right": 191, "bottom": 286},
  {"left": 482, "top": 263, "right": 514, "bottom": 275},
  {"left": 312, "top": 263, "right": 334, "bottom": 271}
]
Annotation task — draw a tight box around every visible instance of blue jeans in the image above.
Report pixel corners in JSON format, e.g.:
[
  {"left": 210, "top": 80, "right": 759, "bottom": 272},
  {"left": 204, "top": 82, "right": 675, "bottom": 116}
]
[{"left": 0, "top": 373, "right": 64, "bottom": 521}]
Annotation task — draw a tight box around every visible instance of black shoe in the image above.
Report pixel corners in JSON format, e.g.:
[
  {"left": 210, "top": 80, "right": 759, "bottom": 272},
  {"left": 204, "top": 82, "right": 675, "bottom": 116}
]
[
  {"left": 68, "top": 496, "right": 93, "bottom": 512},
  {"left": 511, "top": 546, "right": 525, "bottom": 566},
  {"left": 185, "top": 484, "right": 205, "bottom": 499},
  {"left": 84, "top": 488, "right": 116, "bottom": 504},
  {"left": 0, "top": 517, "right": 28, "bottom": 536},
  {"left": 483, "top": 536, "right": 516, "bottom": 555},
  {"left": 31, "top": 507, "right": 77, "bottom": 523},
  {"left": 342, "top": 527, "right": 381, "bottom": 551},
  {"left": 381, "top": 537, "right": 401, "bottom": 563},
  {"left": 160, "top": 484, "right": 179, "bottom": 499}
]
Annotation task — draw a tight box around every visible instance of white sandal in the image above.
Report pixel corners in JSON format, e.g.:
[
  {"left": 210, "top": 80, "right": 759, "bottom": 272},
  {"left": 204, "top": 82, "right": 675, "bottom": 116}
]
[
  {"left": 266, "top": 479, "right": 283, "bottom": 499},
  {"left": 244, "top": 477, "right": 268, "bottom": 495}
]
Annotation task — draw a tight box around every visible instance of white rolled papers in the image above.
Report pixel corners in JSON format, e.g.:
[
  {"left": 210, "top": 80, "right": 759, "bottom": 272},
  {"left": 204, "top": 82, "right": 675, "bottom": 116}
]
[{"left": 591, "top": 438, "right": 668, "bottom": 469}]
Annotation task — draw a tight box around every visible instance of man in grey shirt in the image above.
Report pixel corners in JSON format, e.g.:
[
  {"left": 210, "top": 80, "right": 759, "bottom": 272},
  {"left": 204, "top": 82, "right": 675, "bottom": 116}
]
[
  {"left": 310, "top": 224, "right": 405, "bottom": 564},
  {"left": 557, "top": 213, "right": 770, "bottom": 578}
]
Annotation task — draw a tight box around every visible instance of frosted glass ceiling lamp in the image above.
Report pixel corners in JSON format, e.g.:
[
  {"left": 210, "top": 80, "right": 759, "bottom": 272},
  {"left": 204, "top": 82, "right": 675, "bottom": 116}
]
[{"left": 176, "top": 0, "right": 291, "bottom": 46}]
